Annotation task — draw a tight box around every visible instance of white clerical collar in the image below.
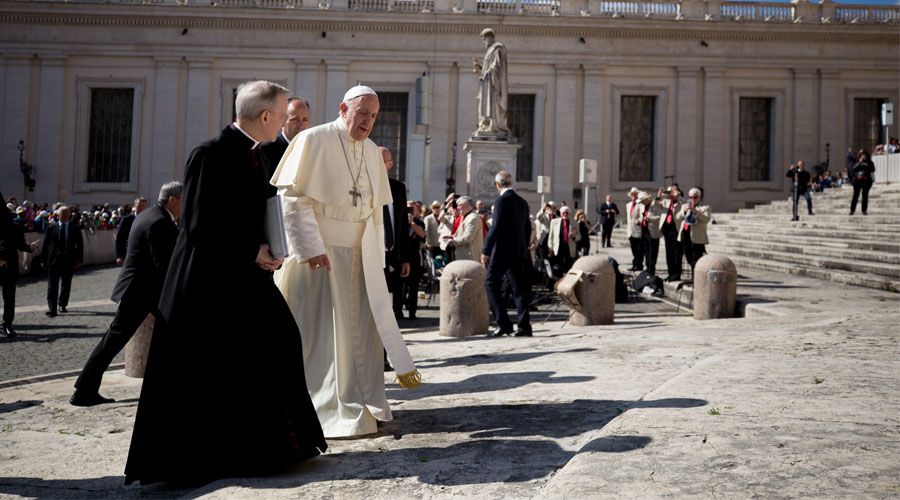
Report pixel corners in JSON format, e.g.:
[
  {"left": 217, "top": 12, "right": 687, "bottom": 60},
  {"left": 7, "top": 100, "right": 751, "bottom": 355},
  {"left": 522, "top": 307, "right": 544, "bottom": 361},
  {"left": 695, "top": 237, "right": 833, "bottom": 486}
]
[
  {"left": 232, "top": 122, "right": 261, "bottom": 149},
  {"left": 280, "top": 130, "right": 289, "bottom": 143},
  {"left": 501, "top": 187, "right": 514, "bottom": 195}
]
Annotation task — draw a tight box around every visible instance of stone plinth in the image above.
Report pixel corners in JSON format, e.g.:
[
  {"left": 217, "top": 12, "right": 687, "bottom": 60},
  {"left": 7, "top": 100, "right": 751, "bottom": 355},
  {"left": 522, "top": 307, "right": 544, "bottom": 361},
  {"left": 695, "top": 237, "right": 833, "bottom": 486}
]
[
  {"left": 464, "top": 139, "right": 521, "bottom": 203},
  {"left": 565, "top": 256, "right": 616, "bottom": 326},
  {"left": 693, "top": 255, "right": 737, "bottom": 320},
  {"left": 439, "top": 260, "right": 489, "bottom": 337},
  {"left": 124, "top": 314, "right": 155, "bottom": 378}
]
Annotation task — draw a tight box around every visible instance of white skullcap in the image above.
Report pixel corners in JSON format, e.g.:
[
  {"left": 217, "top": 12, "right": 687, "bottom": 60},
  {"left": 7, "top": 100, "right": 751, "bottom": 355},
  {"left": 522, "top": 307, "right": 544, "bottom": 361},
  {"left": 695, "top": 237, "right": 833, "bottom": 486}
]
[{"left": 342, "top": 85, "right": 377, "bottom": 103}]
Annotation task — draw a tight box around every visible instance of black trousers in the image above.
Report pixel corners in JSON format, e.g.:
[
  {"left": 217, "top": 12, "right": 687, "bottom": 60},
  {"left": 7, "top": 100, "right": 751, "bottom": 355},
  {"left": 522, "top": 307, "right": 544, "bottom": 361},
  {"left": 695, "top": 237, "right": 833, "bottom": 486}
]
[
  {"left": 75, "top": 299, "right": 153, "bottom": 395},
  {"left": 485, "top": 257, "right": 531, "bottom": 332},
  {"left": 385, "top": 268, "right": 404, "bottom": 318},
  {"left": 47, "top": 263, "right": 75, "bottom": 313},
  {"left": 642, "top": 231, "right": 660, "bottom": 276},
  {"left": 681, "top": 230, "right": 706, "bottom": 270},
  {"left": 601, "top": 221, "right": 615, "bottom": 247},
  {"left": 555, "top": 246, "right": 575, "bottom": 274},
  {"left": 1, "top": 271, "right": 17, "bottom": 326},
  {"left": 629, "top": 236, "right": 644, "bottom": 270},
  {"left": 404, "top": 265, "right": 423, "bottom": 317},
  {"left": 850, "top": 182, "right": 872, "bottom": 214},
  {"left": 662, "top": 228, "right": 683, "bottom": 280}
]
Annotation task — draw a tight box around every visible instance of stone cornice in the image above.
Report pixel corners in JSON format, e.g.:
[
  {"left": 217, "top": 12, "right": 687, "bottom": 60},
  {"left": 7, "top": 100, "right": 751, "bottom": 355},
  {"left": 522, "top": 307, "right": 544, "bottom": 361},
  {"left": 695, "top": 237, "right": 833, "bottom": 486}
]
[{"left": 1, "top": 8, "right": 898, "bottom": 45}]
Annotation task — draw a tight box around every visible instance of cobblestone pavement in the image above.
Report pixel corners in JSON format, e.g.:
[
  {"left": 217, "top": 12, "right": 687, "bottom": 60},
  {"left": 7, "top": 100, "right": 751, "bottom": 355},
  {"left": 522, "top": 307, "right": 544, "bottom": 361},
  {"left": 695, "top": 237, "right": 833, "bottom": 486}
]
[{"left": 0, "top": 254, "right": 673, "bottom": 384}]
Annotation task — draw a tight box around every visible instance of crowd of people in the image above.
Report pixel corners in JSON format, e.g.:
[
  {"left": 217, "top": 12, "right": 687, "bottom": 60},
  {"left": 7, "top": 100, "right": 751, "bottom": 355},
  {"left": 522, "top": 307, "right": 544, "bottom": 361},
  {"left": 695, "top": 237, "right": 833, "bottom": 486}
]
[{"left": 4, "top": 197, "right": 145, "bottom": 235}]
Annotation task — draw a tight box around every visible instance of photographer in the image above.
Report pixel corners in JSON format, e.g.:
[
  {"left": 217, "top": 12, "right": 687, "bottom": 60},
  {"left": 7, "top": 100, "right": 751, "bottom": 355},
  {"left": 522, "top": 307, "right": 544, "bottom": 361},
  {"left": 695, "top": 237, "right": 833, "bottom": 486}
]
[
  {"left": 786, "top": 160, "right": 813, "bottom": 221},
  {"left": 598, "top": 194, "right": 619, "bottom": 248},
  {"left": 849, "top": 149, "right": 875, "bottom": 216},
  {"left": 675, "top": 187, "right": 711, "bottom": 274}
]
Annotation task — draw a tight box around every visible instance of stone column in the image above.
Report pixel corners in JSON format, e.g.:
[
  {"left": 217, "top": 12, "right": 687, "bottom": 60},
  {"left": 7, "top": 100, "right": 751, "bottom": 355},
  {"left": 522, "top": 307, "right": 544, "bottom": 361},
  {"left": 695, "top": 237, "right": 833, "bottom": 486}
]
[
  {"left": 554, "top": 64, "right": 580, "bottom": 204},
  {"left": 429, "top": 64, "right": 454, "bottom": 203},
  {"left": 582, "top": 68, "right": 605, "bottom": 192},
  {"left": 184, "top": 58, "right": 212, "bottom": 163},
  {"left": 792, "top": 68, "right": 817, "bottom": 166},
  {"left": 675, "top": 66, "right": 702, "bottom": 190},
  {"left": 1, "top": 56, "right": 33, "bottom": 195},
  {"left": 818, "top": 69, "right": 840, "bottom": 159},
  {"left": 325, "top": 62, "right": 349, "bottom": 119},
  {"left": 565, "top": 256, "right": 615, "bottom": 326},
  {"left": 456, "top": 63, "right": 478, "bottom": 186},
  {"left": 124, "top": 314, "right": 155, "bottom": 377},
  {"left": 35, "top": 55, "right": 67, "bottom": 203},
  {"left": 439, "top": 260, "right": 489, "bottom": 337},
  {"left": 294, "top": 60, "right": 320, "bottom": 121},
  {"left": 701, "top": 66, "right": 725, "bottom": 207},
  {"left": 692, "top": 255, "right": 737, "bottom": 320},
  {"left": 150, "top": 57, "right": 182, "bottom": 195}
]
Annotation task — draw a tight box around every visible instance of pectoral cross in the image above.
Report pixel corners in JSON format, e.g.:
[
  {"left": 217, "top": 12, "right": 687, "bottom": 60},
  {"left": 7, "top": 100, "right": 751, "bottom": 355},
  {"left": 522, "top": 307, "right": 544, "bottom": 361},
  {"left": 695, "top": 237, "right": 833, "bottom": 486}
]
[{"left": 349, "top": 188, "right": 362, "bottom": 207}]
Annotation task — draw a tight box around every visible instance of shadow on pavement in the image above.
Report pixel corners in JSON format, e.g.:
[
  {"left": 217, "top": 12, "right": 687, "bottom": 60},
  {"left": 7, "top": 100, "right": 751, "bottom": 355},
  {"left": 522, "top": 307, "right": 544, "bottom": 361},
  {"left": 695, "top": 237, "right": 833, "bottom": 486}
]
[
  {"left": 386, "top": 371, "right": 596, "bottom": 401},
  {"left": 417, "top": 348, "right": 596, "bottom": 369},
  {"left": 0, "top": 399, "right": 42, "bottom": 415}
]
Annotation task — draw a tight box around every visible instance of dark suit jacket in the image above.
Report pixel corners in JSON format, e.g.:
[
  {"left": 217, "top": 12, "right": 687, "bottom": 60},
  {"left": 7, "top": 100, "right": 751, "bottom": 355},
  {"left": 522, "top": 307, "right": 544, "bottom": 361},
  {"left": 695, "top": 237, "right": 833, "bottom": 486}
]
[
  {"left": 116, "top": 213, "right": 136, "bottom": 259},
  {"left": 259, "top": 131, "right": 290, "bottom": 199},
  {"left": 41, "top": 221, "right": 84, "bottom": 268},
  {"left": 599, "top": 202, "right": 619, "bottom": 225},
  {"left": 110, "top": 202, "right": 179, "bottom": 306},
  {"left": 0, "top": 217, "right": 31, "bottom": 277},
  {"left": 385, "top": 177, "right": 410, "bottom": 268},
  {"left": 482, "top": 189, "right": 530, "bottom": 263}
]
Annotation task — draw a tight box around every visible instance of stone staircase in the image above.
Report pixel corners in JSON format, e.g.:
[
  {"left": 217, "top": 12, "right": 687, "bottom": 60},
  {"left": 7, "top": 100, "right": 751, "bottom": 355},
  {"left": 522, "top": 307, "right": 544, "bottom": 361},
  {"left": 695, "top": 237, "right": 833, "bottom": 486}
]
[{"left": 607, "top": 183, "right": 900, "bottom": 293}]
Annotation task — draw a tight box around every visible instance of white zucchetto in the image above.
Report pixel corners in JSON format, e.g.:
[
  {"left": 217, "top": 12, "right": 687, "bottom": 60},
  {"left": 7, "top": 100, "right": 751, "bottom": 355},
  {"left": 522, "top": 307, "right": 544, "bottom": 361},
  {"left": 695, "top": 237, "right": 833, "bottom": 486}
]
[{"left": 342, "top": 85, "right": 377, "bottom": 103}]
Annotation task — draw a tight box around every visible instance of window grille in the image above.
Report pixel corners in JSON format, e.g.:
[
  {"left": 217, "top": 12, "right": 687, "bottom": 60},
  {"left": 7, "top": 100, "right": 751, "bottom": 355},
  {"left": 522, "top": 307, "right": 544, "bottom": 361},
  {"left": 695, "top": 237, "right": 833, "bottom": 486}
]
[
  {"left": 508, "top": 93, "right": 535, "bottom": 182},
  {"left": 619, "top": 96, "right": 655, "bottom": 182},
  {"left": 86, "top": 88, "right": 134, "bottom": 183},
  {"left": 738, "top": 97, "right": 772, "bottom": 182}
]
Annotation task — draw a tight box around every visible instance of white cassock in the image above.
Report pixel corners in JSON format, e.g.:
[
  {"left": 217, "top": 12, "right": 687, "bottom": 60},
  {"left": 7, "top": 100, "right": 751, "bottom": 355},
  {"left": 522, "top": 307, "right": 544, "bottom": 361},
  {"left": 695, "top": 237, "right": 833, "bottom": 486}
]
[{"left": 271, "top": 117, "right": 420, "bottom": 438}]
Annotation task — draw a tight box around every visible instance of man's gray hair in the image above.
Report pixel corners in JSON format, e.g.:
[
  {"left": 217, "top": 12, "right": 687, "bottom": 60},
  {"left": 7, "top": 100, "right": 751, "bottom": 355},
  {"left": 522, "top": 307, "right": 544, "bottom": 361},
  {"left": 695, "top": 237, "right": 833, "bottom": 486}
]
[
  {"left": 158, "top": 181, "right": 184, "bottom": 203},
  {"left": 458, "top": 196, "right": 473, "bottom": 207},
  {"left": 235, "top": 81, "right": 290, "bottom": 120},
  {"left": 494, "top": 170, "right": 513, "bottom": 187}
]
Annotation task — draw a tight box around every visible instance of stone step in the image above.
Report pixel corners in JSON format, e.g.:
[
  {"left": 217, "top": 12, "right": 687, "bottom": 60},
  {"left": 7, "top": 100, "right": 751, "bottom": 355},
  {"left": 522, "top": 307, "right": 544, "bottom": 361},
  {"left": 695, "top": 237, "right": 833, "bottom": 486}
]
[
  {"left": 713, "top": 214, "right": 900, "bottom": 225},
  {"left": 739, "top": 202, "right": 898, "bottom": 214},
  {"left": 711, "top": 231, "right": 900, "bottom": 253},
  {"left": 706, "top": 243, "right": 900, "bottom": 279},
  {"left": 703, "top": 253, "right": 900, "bottom": 293},
  {"left": 710, "top": 220, "right": 900, "bottom": 234},
  {"left": 711, "top": 238, "right": 900, "bottom": 265}
]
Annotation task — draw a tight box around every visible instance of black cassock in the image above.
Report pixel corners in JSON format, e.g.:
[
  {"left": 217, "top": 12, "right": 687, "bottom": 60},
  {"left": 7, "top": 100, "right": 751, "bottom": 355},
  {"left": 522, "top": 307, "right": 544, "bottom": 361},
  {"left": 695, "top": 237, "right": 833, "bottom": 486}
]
[{"left": 125, "top": 125, "right": 326, "bottom": 485}]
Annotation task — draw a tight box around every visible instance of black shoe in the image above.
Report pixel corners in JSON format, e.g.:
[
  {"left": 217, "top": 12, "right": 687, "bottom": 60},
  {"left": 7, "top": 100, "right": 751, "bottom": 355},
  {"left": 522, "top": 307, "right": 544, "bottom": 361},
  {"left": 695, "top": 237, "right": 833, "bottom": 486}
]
[
  {"left": 45, "top": 311, "right": 57, "bottom": 317},
  {"left": 514, "top": 329, "right": 533, "bottom": 337},
  {"left": 2, "top": 325, "right": 16, "bottom": 338},
  {"left": 408, "top": 313, "right": 417, "bottom": 320},
  {"left": 790, "top": 217, "right": 799, "bottom": 222},
  {"left": 384, "top": 362, "right": 394, "bottom": 372},
  {"left": 862, "top": 212, "right": 867, "bottom": 216},
  {"left": 488, "top": 327, "right": 514, "bottom": 337},
  {"left": 70, "top": 392, "right": 115, "bottom": 407},
  {"left": 808, "top": 212, "right": 815, "bottom": 216},
  {"left": 59, "top": 306, "right": 68, "bottom": 313}
]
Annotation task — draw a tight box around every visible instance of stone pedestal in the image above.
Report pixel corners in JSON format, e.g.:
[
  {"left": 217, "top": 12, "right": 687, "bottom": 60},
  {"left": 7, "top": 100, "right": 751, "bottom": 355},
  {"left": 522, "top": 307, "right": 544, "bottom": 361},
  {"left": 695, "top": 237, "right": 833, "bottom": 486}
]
[
  {"left": 439, "top": 260, "right": 490, "bottom": 337},
  {"left": 693, "top": 255, "right": 737, "bottom": 320},
  {"left": 563, "top": 256, "right": 616, "bottom": 326},
  {"left": 464, "top": 139, "right": 521, "bottom": 203},
  {"left": 124, "top": 314, "right": 155, "bottom": 378}
]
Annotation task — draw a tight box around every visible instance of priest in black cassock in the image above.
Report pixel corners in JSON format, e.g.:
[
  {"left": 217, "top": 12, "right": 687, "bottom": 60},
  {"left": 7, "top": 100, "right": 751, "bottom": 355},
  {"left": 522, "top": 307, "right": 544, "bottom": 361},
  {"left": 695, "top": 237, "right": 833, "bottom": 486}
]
[{"left": 125, "top": 80, "right": 326, "bottom": 485}]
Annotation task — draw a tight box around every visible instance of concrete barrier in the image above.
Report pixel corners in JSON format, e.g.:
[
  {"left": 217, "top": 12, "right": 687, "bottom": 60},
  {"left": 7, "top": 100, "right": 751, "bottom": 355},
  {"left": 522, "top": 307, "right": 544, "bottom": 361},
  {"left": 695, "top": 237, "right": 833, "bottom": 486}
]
[
  {"left": 19, "top": 229, "right": 118, "bottom": 273},
  {"left": 439, "top": 260, "right": 489, "bottom": 337},
  {"left": 560, "top": 256, "right": 616, "bottom": 326},
  {"left": 124, "top": 314, "right": 155, "bottom": 378},
  {"left": 693, "top": 255, "right": 737, "bottom": 320}
]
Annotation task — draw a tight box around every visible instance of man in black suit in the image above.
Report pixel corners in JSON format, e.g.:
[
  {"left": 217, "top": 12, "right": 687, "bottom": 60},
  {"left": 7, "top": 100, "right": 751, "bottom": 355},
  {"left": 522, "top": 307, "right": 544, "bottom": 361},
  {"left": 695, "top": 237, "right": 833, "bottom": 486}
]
[
  {"left": 598, "top": 194, "right": 619, "bottom": 248},
  {"left": 41, "top": 206, "right": 83, "bottom": 317},
  {"left": 1, "top": 204, "right": 40, "bottom": 337},
  {"left": 115, "top": 196, "right": 148, "bottom": 266},
  {"left": 481, "top": 170, "right": 532, "bottom": 337},
  {"left": 380, "top": 146, "right": 410, "bottom": 321},
  {"left": 259, "top": 96, "right": 311, "bottom": 198},
  {"left": 70, "top": 183, "right": 182, "bottom": 406}
]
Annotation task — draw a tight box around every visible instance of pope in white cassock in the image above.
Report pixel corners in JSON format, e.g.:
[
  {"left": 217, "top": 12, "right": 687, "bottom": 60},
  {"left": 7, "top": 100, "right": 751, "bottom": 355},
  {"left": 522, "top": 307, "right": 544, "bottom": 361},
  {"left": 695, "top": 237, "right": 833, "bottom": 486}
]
[{"left": 271, "top": 85, "right": 420, "bottom": 439}]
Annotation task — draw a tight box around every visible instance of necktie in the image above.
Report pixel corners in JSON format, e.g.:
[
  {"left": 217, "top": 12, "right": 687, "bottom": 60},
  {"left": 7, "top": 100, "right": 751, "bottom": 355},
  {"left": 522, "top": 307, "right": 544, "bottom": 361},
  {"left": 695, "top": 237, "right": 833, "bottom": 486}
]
[
  {"left": 60, "top": 223, "right": 67, "bottom": 251},
  {"left": 384, "top": 205, "right": 394, "bottom": 251},
  {"left": 666, "top": 205, "right": 674, "bottom": 225},
  {"left": 562, "top": 219, "right": 568, "bottom": 240}
]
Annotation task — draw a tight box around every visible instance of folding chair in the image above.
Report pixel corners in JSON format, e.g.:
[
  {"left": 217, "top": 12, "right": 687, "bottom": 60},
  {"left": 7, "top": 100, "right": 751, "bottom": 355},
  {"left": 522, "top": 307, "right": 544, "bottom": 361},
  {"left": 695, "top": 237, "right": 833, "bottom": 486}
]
[{"left": 422, "top": 249, "right": 441, "bottom": 307}]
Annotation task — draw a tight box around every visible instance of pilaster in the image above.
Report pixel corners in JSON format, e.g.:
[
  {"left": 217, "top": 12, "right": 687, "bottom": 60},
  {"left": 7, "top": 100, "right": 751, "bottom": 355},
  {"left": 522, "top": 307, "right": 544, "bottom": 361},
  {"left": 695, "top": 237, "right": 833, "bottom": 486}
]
[
  {"left": 428, "top": 64, "right": 453, "bottom": 203},
  {"left": 324, "top": 61, "right": 349, "bottom": 120},
  {"left": 1, "top": 56, "right": 33, "bottom": 199},
  {"left": 183, "top": 57, "right": 212, "bottom": 162},
  {"left": 818, "top": 69, "right": 841, "bottom": 160},
  {"left": 36, "top": 55, "right": 67, "bottom": 203},
  {"left": 293, "top": 60, "right": 320, "bottom": 123},
  {"left": 701, "top": 66, "right": 725, "bottom": 205},
  {"left": 554, "top": 64, "right": 580, "bottom": 204},
  {"left": 675, "top": 66, "right": 702, "bottom": 190},
  {"left": 792, "top": 68, "right": 817, "bottom": 165},
  {"left": 455, "top": 62, "right": 478, "bottom": 189},
  {"left": 150, "top": 56, "right": 182, "bottom": 196}
]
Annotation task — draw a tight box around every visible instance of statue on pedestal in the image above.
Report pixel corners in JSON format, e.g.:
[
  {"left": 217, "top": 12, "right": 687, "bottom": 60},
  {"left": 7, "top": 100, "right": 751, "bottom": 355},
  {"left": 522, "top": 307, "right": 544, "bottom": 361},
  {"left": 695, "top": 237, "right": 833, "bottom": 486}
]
[{"left": 473, "top": 28, "right": 510, "bottom": 140}]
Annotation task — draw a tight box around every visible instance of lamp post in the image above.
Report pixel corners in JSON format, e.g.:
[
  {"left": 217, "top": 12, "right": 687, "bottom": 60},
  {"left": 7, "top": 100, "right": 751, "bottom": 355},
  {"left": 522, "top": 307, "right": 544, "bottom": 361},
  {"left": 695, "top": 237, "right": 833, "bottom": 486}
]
[{"left": 18, "top": 139, "right": 36, "bottom": 194}]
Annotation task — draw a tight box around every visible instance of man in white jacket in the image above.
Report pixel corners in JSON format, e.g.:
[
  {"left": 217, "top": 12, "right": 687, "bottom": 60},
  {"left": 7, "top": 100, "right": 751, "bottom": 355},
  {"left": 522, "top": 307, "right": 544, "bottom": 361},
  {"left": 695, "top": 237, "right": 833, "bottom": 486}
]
[{"left": 443, "top": 196, "right": 483, "bottom": 262}]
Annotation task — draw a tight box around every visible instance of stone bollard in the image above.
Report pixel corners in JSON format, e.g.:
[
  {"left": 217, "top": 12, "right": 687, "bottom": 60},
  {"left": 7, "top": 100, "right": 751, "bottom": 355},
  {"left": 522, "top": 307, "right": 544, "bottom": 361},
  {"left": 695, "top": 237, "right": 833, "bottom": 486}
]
[
  {"left": 561, "top": 256, "right": 616, "bottom": 326},
  {"left": 693, "top": 255, "right": 737, "bottom": 320},
  {"left": 124, "top": 314, "right": 155, "bottom": 378},
  {"left": 439, "top": 260, "right": 490, "bottom": 337}
]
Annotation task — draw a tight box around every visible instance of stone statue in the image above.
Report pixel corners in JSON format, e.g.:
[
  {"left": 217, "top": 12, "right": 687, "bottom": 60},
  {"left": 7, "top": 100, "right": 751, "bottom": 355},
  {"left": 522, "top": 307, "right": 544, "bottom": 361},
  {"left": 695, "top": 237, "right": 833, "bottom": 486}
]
[{"left": 473, "top": 28, "right": 510, "bottom": 140}]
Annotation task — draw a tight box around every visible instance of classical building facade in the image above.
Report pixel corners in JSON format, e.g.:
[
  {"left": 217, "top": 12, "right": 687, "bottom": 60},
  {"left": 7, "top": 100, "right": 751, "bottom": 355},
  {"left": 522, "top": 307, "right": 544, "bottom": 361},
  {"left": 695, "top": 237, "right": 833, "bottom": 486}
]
[{"left": 1, "top": 0, "right": 897, "bottom": 213}]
